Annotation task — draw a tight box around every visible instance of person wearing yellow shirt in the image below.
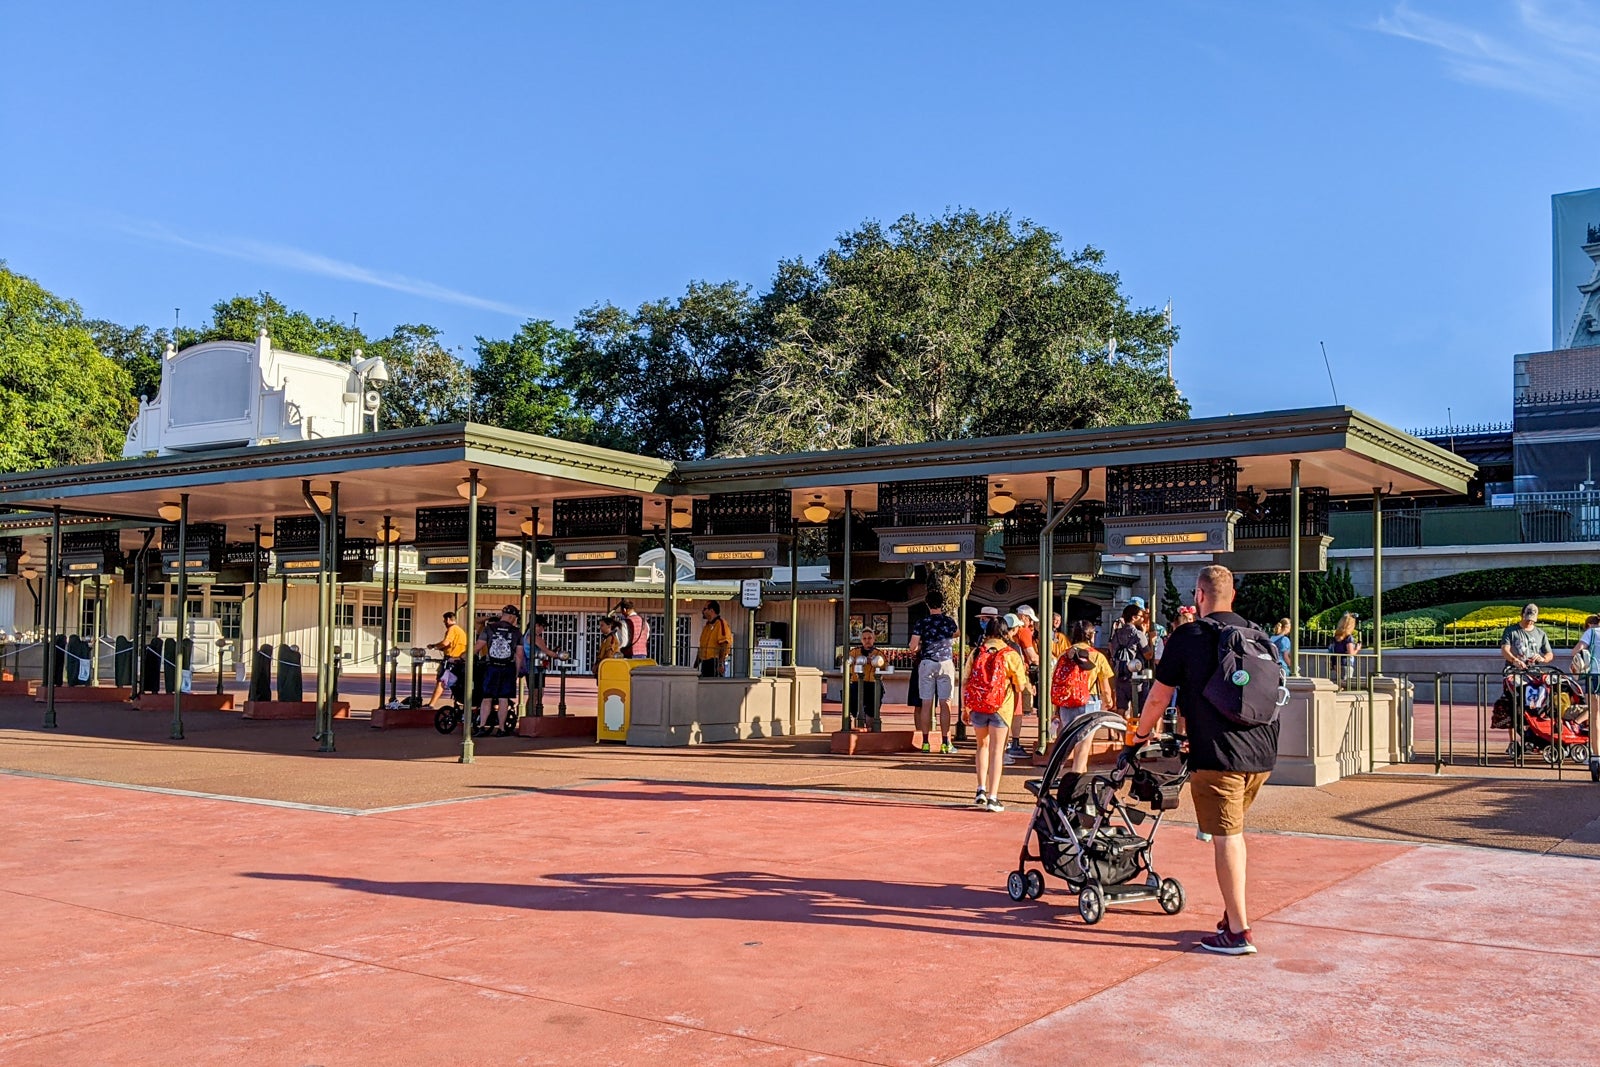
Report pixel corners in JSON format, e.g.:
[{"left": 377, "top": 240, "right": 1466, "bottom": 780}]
[
  {"left": 846, "top": 628, "right": 888, "bottom": 729},
  {"left": 426, "top": 611, "right": 469, "bottom": 707},
  {"left": 696, "top": 602, "right": 733, "bottom": 678}
]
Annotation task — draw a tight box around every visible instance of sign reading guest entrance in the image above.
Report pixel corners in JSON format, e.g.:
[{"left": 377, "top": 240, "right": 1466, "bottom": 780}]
[
  {"left": 875, "top": 525, "right": 988, "bottom": 562},
  {"left": 1125, "top": 532, "right": 1209, "bottom": 546},
  {"left": 1103, "top": 513, "right": 1238, "bottom": 555},
  {"left": 707, "top": 550, "right": 767, "bottom": 561}
]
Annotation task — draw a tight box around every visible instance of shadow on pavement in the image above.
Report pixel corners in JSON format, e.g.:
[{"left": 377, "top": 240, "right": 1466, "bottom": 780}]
[{"left": 242, "top": 868, "right": 1194, "bottom": 949}]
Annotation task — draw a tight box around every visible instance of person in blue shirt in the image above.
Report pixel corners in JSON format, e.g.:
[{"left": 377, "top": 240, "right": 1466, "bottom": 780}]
[
  {"left": 1269, "top": 618, "right": 1292, "bottom": 674},
  {"left": 907, "top": 589, "right": 961, "bottom": 754}
]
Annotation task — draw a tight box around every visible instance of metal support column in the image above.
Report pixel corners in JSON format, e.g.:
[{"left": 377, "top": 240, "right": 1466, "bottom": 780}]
[
  {"left": 251, "top": 523, "right": 264, "bottom": 693},
  {"left": 388, "top": 526, "right": 402, "bottom": 704},
  {"left": 840, "top": 490, "right": 854, "bottom": 729},
  {"left": 378, "top": 515, "right": 392, "bottom": 708},
  {"left": 663, "top": 502, "right": 677, "bottom": 667},
  {"left": 171, "top": 493, "right": 189, "bottom": 740},
  {"left": 1289, "top": 459, "right": 1302, "bottom": 675},
  {"left": 1372, "top": 486, "right": 1384, "bottom": 676},
  {"left": 89, "top": 577, "right": 103, "bottom": 685},
  {"left": 529, "top": 506, "right": 542, "bottom": 717},
  {"left": 43, "top": 506, "right": 61, "bottom": 729},
  {"left": 788, "top": 525, "right": 799, "bottom": 732},
  {"left": 461, "top": 468, "right": 481, "bottom": 763},
  {"left": 322, "top": 482, "right": 339, "bottom": 752},
  {"left": 1036, "top": 472, "right": 1088, "bottom": 753}
]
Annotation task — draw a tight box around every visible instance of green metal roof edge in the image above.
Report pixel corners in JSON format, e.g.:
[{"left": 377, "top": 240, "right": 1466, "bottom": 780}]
[{"left": 672, "top": 406, "right": 1475, "bottom": 494}]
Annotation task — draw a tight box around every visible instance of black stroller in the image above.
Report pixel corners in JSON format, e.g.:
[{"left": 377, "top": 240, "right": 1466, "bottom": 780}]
[{"left": 1005, "top": 708, "right": 1190, "bottom": 925}]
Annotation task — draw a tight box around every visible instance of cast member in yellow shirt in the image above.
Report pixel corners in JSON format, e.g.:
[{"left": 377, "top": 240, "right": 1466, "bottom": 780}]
[
  {"left": 696, "top": 602, "right": 733, "bottom": 677},
  {"left": 426, "top": 611, "right": 469, "bottom": 707}
]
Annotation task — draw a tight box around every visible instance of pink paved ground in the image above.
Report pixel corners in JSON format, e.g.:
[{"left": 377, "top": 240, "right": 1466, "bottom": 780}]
[{"left": 3, "top": 774, "right": 1596, "bottom": 1066}]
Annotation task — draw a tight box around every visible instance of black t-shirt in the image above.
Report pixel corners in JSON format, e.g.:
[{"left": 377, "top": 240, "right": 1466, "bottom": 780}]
[{"left": 1153, "top": 610, "right": 1280, "bottom": 774}]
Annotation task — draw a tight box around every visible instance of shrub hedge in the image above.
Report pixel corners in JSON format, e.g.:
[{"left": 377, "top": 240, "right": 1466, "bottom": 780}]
[{"left": 1305, "top": 564, "right": 1600, "bottom": 630}]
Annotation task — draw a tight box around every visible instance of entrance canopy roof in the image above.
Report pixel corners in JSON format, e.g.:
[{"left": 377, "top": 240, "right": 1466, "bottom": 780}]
[{"left": 0, "top": 407, "right": 1472, "bottom": 548}]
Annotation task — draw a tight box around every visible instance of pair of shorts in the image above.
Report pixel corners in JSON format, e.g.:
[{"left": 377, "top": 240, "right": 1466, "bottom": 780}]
[
  {"left": 481, "top": 664, "right": 518, "bottom": 700},
  {"left": 918, "top": 658, "right": 956, "bottom": 702},
  {"left": 1583, "top": 674, "right": 1600, "bottom": 698},
  {"left": 1188, "top": 769, "right": 1269, "bottom": 836},
  {"left": 969, "top": 711, "right": 1008, "bottom": 730}
]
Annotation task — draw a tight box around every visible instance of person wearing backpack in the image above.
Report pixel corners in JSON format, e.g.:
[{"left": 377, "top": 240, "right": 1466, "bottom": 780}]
[
  {"left": 1109, "top": 604, "right": 1149, "bottom": 712},
  {"left": 1122, "top": 565, "right": 1283, "bottom": 956},
  {"left": 1049, "top": 620, "right": 1114, "bottom": 744},
  {"left": 962, "top": 613, "right": 1030, "bottom": 812}
]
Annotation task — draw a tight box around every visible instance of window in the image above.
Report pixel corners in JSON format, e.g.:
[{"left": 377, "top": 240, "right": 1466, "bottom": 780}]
[
  {"left": 215, "top": 601, "right": 243, "bottom": 640},
  {"left": 361, "top": 604, "right": 384, "bottom": 629},
  {"left": 186, "top": 599, "right": 204, "bottom": 620},
  {"left": 335, "top": 603, "right": 355, "bottom": 628},
  {"left": 78, "top": 597, "right": 99, "bottom": 639},
  {"left": 395, "top": 606, "right": 413, "bottom": 646}
]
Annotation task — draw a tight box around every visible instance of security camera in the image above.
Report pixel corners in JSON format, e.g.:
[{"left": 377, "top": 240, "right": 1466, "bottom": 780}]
[{"left": 363, "top": 390, "right": 381, "bottom": 413}]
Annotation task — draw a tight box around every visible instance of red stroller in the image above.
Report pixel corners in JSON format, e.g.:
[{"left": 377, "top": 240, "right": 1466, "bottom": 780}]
[{"left": 1499, "top": 665, "right": 1591, "bottom": 766}]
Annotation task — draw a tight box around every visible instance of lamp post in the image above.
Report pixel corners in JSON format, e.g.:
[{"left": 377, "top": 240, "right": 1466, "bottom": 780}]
[{"left": 171, "top": 493, "right": 189, "bottom": 740}]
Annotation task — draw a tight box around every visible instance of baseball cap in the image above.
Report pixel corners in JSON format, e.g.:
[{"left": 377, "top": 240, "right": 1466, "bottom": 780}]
[
  {"left": 1003, "top": 612, "right": 1023, "bottom": 629},
  {"left": 1522, "top": 603, "right": 1539, "bottom": 620},
  {"left": 1016, "top": 605, "right": 1038, "bottom": 621},
  {"left": 501, "top": 604, "right": 522, "bottom": 619},
  {"left": 1130, "top": 596, "right": 1146, "bottom": 609}
]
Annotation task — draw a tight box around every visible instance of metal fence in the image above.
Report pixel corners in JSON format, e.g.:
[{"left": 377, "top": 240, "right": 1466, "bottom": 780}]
[{"left": 1399, "top": 671, "right": 1594, "bottom": 780}]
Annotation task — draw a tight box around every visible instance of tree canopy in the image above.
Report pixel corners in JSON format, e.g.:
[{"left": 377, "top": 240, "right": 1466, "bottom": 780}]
[
  {"left": 724, "top": 209, "right": 1187, "bottom": 456},
  {"left": 0, "top": 264, "right": 136, "bottom": 470},
  {"left": 1, "top": 207, "right": 1192, "bottom": 480},
  {"left": 560, "top": 281, "right": 764, "bottom": 459}
]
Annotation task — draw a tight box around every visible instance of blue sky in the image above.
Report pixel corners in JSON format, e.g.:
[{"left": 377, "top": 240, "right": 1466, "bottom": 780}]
[{"left": 4, "top": 1, "right": 1598, "bottom": 430}]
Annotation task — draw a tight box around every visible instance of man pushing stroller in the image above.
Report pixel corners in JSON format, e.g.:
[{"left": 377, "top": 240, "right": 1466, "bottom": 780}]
[{"left": 1122, "top": 565, "right": 1286, "bottom": 956}]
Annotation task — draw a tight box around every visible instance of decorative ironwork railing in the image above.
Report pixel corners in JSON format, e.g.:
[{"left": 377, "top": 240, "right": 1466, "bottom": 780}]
[
  {"left": 221, "top": 542, "right": 271, "bottom": 568},
  {"left": 341, "top": 538, "right": 378, "bottom": 563},
  {"left": 877, "top": 477, "right": 988, "bottom": 526},
  {"left": 61, "top": 530, "right": 121, "bottom": 554},
  {"left": 692, "top": 490, "right": 792, "bottom": 536},
  {"left": 1409, "top": 422, "right": 1512, "bottom": 437},
  {"left": 1234, "top": 488, "right": 1329, "bottom": 540},
  {"left": 1105, "top": 459, "right": 1238, "bottom": 518},
  {"left": 1002, "top": 501, "right": 1105, "bottom": 548},
  {"left": 1515, "top": 387, "right": 1600, "bottom": 407},
  {"left": 161, "top": 523, "right": 227, "bottom": 550},
  {"left": 552, "top": 495, "right": 643, "bottom": 539},
  {"left": 274, "top": 515, "right": 345, "bottom": 551},
  {"left": 414, "top": 505, "right": 498, "bottom": 546}
]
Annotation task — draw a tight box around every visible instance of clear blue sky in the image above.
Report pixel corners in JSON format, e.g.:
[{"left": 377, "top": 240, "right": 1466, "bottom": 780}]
[{"left": 4, "top": 1, "right": 1598, "bottom": 430}]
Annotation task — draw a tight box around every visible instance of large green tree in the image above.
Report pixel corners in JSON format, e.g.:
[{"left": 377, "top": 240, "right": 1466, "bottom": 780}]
[
  {"left": 472, "top": 319, "right": 590, "bottom": 437},
  {"left": 0, "top": 264, "right": 137, "bottom": 470},
  {"left": 726, "top": 209, "right": 1186, "bottom": 456},
  {"left": 558, "top": 280, "right": 765, "bottom": 459},
  {"left": 191, "top": 292, "right": 366, "bottom": 359},
  {"left": 367, "top": 323, "right": 472, "bottom": 428},
  {"left": 85, "top": 319, "right": 171, "bottom": 402}
]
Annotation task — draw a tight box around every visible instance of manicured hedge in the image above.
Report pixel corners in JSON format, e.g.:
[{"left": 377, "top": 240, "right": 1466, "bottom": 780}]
[{"left": 1306, "top": 564, "right": 1600, "bottom": 630}]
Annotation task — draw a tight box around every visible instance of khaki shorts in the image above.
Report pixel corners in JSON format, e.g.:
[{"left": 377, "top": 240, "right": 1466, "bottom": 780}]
[{"left": 1189, "top": 770, "right": 1270, "bottom": 837}]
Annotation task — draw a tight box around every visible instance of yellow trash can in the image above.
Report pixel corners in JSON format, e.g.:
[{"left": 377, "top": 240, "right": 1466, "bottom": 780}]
[{"left": 597, "top": 658, "right": 656, "bottom": 742}]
